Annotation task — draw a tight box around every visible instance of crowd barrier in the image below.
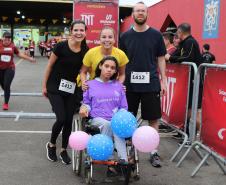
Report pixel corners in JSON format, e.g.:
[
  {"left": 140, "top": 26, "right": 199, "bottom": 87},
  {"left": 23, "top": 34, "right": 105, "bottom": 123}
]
[
  {"left": 161, "top": 62, "right": 197, "bottom": 162},
  {"left": 177, "top": 63, "right": 226, "bottom": 177}
]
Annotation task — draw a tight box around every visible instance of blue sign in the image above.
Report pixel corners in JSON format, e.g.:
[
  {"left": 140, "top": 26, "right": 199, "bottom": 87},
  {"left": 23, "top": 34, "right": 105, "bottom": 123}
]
[{"left": 203, "top": 0, "right": 220, "bottom": 39}]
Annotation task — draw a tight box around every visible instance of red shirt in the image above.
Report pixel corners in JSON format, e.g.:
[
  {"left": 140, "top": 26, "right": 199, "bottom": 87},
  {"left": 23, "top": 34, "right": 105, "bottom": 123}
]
[{"left": 0, "top": 42, "right": 19, "bottom": 69}]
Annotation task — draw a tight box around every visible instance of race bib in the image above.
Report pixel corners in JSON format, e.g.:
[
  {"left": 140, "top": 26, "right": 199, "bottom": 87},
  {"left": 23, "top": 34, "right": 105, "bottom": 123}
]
[
  {"left": 58, "top": 79, "right": 76, "bottom": 94},
  {"left": 1, "top": 55, "right": 11, "bottom": 63},
  {"left": 130, "top": 72, "right": 150, "bottom": 83},
  {"left": 30, "top": 48, "right": 34, "bottom": 51}
]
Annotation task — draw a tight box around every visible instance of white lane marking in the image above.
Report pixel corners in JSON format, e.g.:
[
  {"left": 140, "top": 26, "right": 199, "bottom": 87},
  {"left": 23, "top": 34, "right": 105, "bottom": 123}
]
[
  {"left": 0, "top": 130, "right": 51, "bottom": 134},
  {"left": 15, "top": 59, "right": 23, "bottom": 66}
]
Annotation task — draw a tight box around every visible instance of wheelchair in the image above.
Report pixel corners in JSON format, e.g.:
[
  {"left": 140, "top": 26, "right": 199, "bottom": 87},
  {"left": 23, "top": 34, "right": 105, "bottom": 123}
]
[{"left": 71, "top": 115, "right": 141, "bottom": 184}]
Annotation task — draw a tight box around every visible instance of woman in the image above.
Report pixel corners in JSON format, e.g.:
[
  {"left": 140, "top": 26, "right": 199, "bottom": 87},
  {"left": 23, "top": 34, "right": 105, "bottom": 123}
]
[
  {"left": 42, "top": 20, "right": 88, "bottom": 165},
  {"left": 79, "top": 56, "right": 128, "bottom": 176},
  {"left": 0, "top": 31, "right": 36, "bottom": 110},
  {"left": 80, "top": 26, "right": 129, "bottom": 90}
]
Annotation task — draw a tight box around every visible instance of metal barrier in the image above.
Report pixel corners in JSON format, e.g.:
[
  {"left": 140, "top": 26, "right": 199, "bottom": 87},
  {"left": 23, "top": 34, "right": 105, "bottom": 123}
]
[
  {"left": 177, "top": 63, "right": 226, "bottom": 177},
  {"left": 160, "top": 62, "right": 197, "bottom": 162}
]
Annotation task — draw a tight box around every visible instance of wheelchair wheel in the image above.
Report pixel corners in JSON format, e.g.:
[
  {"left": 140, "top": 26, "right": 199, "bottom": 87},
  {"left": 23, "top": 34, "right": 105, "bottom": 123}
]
[
  {"left": 84, "top": 156, "right": 92, "bottom": 184},
  {"left": 72, "top": 114, "right": 83, "bottom": 175},
  {"left": 72, "top": 150, "right": 83, "bottom": 175}
]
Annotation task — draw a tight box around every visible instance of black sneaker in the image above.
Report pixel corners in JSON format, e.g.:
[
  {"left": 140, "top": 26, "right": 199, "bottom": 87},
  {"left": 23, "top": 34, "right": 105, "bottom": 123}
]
[
  {"left": 60, "top": 150, "right": 71, "bottom": 165},
  {"left": 150, "top": 153, "right": 161, "bottom": 168},
  {"left": 46, "top": 142, "right": 57, "bottom": 162}
]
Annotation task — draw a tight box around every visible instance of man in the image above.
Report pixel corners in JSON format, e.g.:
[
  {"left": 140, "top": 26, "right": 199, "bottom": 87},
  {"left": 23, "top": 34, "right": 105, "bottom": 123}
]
[
  {"left": 165, "top": 23, "right": 203, "bottom": 143},
  {"left": 201, "top": 43, "right": 216, "bottom": 64},
  {"left": 120, "top": 2, "right": 167, "bottom": 168}
]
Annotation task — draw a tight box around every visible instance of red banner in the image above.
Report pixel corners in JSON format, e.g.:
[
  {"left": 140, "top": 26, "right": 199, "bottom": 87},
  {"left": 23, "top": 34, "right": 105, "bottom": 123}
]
[
  {"left": 161, "top": 64, "right": 189, "bottom": 129},
  {"left": 201, "top": 68, "right": 226, "bottom": 158},
  {"left": 73, "top": 0, "right": 119, "bottom": 48}
]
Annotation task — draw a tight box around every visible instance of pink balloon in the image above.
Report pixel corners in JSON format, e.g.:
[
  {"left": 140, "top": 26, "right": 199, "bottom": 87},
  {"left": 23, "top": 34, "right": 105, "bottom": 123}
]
[
  {"left": 69, "top": 131, "right": 91, "bottom": 151},
  {"left": 132, "top": 126, "right": 160, "bottom": 153}
]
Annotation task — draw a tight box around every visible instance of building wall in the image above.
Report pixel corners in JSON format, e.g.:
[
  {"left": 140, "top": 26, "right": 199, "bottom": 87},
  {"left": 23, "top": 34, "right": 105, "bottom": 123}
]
[{"left": 121, "top": 0, "right": 226, "bottom": 64}]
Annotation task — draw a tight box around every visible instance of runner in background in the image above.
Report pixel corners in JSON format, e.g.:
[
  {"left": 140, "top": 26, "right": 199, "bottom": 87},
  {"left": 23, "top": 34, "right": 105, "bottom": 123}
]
[
  {"left": 45, "top": 40, "right": 52, "bottom": 59},
  {"left": 120, "top": 2, "right": 167, "bottom": 168},
  {"left": 29, "top": 40, "right": 35, "bottom": 58},
  {"left": 38, "top": 40, "right": 45, "bottom": 56},
  {"left": 42, "top": 20, "right": 89, "bottom": 165},
  {"left": 0, "top": 31, "right": 36, "bottom": 110}
]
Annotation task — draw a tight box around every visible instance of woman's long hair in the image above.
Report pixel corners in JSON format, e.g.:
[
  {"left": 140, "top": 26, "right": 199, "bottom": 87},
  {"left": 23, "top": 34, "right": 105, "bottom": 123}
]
[{"left": 95, "top": 56, "right": 119, "bottom": 80}]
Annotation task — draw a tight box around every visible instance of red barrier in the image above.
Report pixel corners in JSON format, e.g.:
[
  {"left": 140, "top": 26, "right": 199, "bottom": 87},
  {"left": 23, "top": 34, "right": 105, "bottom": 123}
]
[
  {"left": 73, "top": 0, "right": 119, "bottom": 48},
  {"left": 201, "top": 68, "right": 226, "bottom": 158},
  {"left": 161, "top": 64, "right": 189, "bottom": 129}
]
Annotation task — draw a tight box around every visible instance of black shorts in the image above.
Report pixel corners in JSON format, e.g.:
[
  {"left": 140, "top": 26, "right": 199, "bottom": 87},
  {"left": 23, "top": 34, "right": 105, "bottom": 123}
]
[{"left": 126, "top": 91, "right": 161, "bottom": 121}]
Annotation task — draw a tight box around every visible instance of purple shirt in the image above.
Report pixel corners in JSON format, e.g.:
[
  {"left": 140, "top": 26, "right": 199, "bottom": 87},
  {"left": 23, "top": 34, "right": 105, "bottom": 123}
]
[{"left": 83, "top": 79, "right": 128, "bottom": 121}]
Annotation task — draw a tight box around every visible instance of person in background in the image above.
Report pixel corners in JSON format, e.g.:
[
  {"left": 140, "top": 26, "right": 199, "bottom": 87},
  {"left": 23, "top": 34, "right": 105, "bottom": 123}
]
[
  {"left": 42, "top": 20, "right": 88, "bottom": 165},
  {"left": 201, "top": 43, "right": 216, "bottom": 64},
  {"left": 29, "top": 40, "right": 35, "bottom": 58},
  {"left": 0, "top": 31, "right": 36, "bottom": 110},
  {"left": 163, "top": 32, "right": 176, "bottom": 55},
  {"left": 165, "top": 23, "right": 203, "bottom": 144}
]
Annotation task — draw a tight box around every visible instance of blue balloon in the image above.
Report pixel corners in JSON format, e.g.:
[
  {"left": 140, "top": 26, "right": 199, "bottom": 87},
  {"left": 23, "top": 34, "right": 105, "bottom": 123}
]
[
  {"left": 87, "top": 134, "right": 113, "bottom": 160},
  {"left": 111, "top": 110, "right": 137, "bottom": 138}
]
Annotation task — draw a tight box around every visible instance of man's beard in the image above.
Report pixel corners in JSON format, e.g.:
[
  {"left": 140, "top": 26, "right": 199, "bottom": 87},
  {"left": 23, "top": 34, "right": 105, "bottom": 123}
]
[{"left": 133, "top": 16, "right": 147, "bottom": 25}]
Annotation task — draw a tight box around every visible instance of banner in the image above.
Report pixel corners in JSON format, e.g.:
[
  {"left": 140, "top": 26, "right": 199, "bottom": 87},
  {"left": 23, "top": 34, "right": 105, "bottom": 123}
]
[
  {"left": 14, "top": 17, "right": 20, "bottom": 22},
  {"left": 27, "top": 18, "right": 33, "bottom": 23},
  {"left": 201, "top": 68, "right": 226, "bottom": 158},
  {"left": 52, "top": 19, "right": 58, "bottom": 24},
  {"left": 161, "top": 64, "right": 190, "bottom": 129},
  {"left": 40, "top": 19, "right": 46, "bottom": 24},
  {"left": 73, "top": 0, "right": 119, "bottom": 48},
  {"left": 203, "top": 0, "right": 221, "bottom": 39}
]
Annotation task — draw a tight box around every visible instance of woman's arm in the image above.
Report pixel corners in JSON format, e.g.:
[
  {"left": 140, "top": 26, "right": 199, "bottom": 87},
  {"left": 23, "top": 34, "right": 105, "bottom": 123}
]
[
  {"left": 118, "top": 65, "right": 126, "bottom": 83},
  {"left": 80, "top": 65, "right": 90, "bottom": 91},
  {"left": 42, "top": 52, "right": 58, "bottom": 97},
  {"left": 17, "top": 51, "right": 36, "bottom": 63}
]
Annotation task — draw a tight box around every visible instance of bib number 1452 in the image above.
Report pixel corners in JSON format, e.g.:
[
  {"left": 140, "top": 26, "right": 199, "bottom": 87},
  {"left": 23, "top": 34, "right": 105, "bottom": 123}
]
[{"left": 130, "top": 72, "right": 150, "bottom": 83}]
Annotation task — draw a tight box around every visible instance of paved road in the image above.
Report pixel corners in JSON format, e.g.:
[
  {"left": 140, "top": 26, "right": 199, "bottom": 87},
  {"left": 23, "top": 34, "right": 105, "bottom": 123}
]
[{"left": 0, "top": 56, "right": 225, "bottom": 185}]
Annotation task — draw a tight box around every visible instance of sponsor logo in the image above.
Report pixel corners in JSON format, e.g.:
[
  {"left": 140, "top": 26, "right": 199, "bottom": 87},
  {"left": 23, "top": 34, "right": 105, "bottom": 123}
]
[
  {"left": 81, "top": 14, "right": 94, "bottom": 26},
  {"left": 100, "top": 14, "right": 115, "bottom": 25}
]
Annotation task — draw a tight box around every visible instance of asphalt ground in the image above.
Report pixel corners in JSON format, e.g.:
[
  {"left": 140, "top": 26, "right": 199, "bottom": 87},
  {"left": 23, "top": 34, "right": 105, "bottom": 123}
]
[{"left": 0, "top": 53, "right": 225, "bottom": 185}]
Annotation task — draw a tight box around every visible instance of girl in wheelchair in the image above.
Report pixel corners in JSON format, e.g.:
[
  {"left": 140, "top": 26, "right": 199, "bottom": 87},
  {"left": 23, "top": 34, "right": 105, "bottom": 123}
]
[{"left": 79, "top": 56, "right": 128, "bottom": 176}]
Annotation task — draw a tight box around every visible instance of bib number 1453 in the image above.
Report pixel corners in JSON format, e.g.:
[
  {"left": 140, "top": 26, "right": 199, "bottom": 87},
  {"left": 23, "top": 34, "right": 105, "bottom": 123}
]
[{"left": 58, "top": 79, "right": 76, "bottom": 94}]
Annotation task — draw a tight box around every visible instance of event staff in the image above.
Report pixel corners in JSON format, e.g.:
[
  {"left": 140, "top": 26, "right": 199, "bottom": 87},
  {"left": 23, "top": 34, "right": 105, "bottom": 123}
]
[
  {"left": 0, "top": 31, "right": 36, "bottom": 110},
  {"left": 42, "top": 20, "right": 89, "bottom": 165}
]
